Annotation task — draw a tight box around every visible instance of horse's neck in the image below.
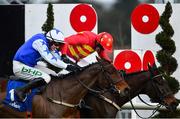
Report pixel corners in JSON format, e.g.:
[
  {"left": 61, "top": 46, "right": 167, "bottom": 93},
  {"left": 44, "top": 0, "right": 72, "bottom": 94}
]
[
  {"left": 119, "top": 71, "right": 151, "bottom": 105},
  {"left": 80, "top": 71, "right": 152, "bottom": 118},
  {"left": 42, "top": 64, "right": 100, "bottom": 104}
]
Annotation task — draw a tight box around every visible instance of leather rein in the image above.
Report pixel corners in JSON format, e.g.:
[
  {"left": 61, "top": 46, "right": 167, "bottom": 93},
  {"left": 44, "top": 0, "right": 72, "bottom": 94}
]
[
  {"left": 129, "top": 74, "right": 166, "bottom": 119},
  {"left": 47, "top": 62, "right": 121, "bottom": 109}
]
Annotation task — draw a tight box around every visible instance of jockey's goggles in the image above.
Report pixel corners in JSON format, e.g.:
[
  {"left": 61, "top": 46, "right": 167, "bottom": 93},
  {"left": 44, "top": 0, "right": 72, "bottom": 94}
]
[
  {"left": 50, "top": 41, "right": 61, "bottom": 46},
  {"left": 96, "top": 43, "right": 104, "bottom": 50}
]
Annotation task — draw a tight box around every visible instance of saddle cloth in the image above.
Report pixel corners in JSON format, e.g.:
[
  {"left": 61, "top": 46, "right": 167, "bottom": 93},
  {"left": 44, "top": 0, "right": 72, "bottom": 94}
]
[
  {"left": 3, "top": 52, "right": 99, "bottom": 112},
  {"left": 3, "top": 80, "right": 39, "bottom": 112}
]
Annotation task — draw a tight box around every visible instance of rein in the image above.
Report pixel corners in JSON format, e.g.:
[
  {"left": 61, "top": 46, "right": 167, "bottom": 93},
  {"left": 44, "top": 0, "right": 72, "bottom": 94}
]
[
  {"left": 83, "top": 62, "right": 123, "bottom": 110},
  {"left": 47, "top": 62, "right": 117, "bottom": 108},
  {"left": 47, "top": 97, "right": 80, "bottom": 108},
  {"left": 77, "top": 61, "right": 121, "bottom": 94},
  {"left": 138, "top": 95, "right": 158, "bottom": 107},
  {"left": 129, "top": 95, "right": 162, "bottom": 119},
  {"left": 77, "top": 77, "right": 104, "bottom": 94},
  {"left": 76, "top": 62, "right": 122, "bottom": 110},
  {"left": 89, "top": 91, "right": 121, "bottom": 110},
  {"left": 98, "top": 94, "right": 121, "bottom": 110},
  {"left": 128, "top": 74, "right": 164, "bottom": 119},
  {"left": 83, "top": 64, "right": 125, "bottom": 111},
  {"left": 46, "top": 75, "right": 91, "bottom": 108},
  {"left": 151, "top": 74, "right": 163, "bottom": 79},
  {"left": 47, "top": 97, "right": 93, "bottom": 109},
  {"left": 76, "top": 62, "right": 114, "bottom": 94}
]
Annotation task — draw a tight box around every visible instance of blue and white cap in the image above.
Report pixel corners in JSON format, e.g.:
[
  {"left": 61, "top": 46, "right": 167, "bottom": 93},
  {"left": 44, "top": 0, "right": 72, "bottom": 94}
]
[{"left": 46, "top": 28, "right": 65, "bottom": 43}]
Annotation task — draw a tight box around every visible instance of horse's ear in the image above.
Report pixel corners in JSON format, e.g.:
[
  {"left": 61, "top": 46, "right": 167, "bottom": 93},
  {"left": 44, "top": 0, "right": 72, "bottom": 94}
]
[
  {"left": 96, "top": 56, "right": 101, "bottom": 62},
  {"left": 148, "top": 63, "right": 158, "bottom": 74},
  {"left": 148, "top": 63, "right": 153, "bottom": 73},
  {"left": 152, "top": 63, "right": 157, "bottom": 69},
  {"left": 147, "top": 63, "right": 151, "bottom": 69}
]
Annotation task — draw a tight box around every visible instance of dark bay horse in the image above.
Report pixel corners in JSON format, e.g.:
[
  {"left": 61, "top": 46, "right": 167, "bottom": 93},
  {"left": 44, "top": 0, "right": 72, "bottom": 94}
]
[
  {"left": 80, "top": 64, "right": 179, "bottom": 118},
  {"left": 0, "top": 57, "right": 129, "bottom": 118}
]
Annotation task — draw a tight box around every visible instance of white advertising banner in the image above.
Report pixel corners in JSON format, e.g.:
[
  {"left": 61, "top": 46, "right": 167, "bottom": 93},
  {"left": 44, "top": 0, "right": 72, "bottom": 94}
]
[
  {"left": 25, "top": 4, "right": 97, "bottom": 40},
  {"left": 131, "top": 4, "right": 180, "bottom": 99},
  {"left": 113, "top": 49, "right": 157, "bottom": 73},
  {"left": 131, "top": 4, "right": 180, "bottom": 83}
]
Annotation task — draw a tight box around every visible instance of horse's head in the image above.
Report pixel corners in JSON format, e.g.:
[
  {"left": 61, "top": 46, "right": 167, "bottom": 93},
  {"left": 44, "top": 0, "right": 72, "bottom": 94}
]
[
  {"left": 95, "top": 57, "right": 130, "bottom": 96},
  {"left": 145, "top": 63, "right": 179, "bottom": 111}
]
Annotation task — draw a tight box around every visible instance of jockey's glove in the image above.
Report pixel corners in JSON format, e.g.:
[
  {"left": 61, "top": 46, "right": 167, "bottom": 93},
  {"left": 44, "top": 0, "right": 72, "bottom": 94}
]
[
  {"left": 66, "top": 64, "right": 81, "bottom": 72},
  {"left": 61, "top": 54, "right": 73, "bottom": 64}
]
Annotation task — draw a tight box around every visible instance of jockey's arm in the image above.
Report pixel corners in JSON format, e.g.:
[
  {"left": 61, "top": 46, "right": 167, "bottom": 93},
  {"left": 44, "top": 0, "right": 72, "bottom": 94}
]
[
  {"left": 51, "top": 49, "right": 61, "bottom": 59},
  {"left": 32, "top": 39, "right": 68, "bottom": 69}
]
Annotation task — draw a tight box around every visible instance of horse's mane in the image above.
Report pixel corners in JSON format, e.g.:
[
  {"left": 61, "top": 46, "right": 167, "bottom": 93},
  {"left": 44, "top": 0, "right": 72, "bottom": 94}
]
[
  {"left": 51, "top": 62, "right": 99, "bottom": 80},
  {"left": 125, "top": 70, "right": 147, "bottom": 77},
  {"left": 44, "top": 62, "right": 100, "bottom": 97}
]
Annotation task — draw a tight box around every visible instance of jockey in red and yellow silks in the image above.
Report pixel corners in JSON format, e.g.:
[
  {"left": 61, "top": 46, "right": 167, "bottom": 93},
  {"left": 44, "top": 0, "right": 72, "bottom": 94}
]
[{"left": 62, "top": 31, "right": 113, "bottom": 62}]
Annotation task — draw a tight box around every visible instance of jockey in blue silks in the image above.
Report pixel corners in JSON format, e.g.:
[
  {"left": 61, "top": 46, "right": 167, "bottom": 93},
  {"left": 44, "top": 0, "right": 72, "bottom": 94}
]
[{"left": 13, "top": 28, "right": 80, "bottom": 102}]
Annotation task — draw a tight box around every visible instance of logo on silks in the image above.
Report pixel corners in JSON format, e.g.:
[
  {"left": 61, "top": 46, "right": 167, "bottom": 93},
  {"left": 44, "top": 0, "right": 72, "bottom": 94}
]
[
  {"left": 3, "top": 80, "right": 39, "bottom": 112},
  {"left": 21, "top": 67, "right": 42, "bottom": 76}
]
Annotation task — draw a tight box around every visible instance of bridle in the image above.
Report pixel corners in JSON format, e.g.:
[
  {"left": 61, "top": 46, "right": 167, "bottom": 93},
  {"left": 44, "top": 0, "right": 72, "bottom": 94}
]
[
  {"left": 129, "top": 72, "right": 172, "bottom": 119},
  {"left": 78, "top": 61, "right": 123, "bottom": 110},
  {"left": 150, "top": 74, "right": 172, "bottom": 103},
  {"left": 89, "top": 71, "right": 168, "bottom": 113},
  {"left": 76, "top": 61, "right": 122, "bottom": 110},
  {"left": 77, "top": 61, "right": 121, "bottom": 93},
  {"left": 47, "top": 61, "right": 122, "bottom": 108}
]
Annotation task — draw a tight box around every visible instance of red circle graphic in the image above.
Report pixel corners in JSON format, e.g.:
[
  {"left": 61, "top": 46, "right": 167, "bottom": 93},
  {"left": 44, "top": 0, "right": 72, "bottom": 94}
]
[
  {"left": 114, "top": 50, "right": 142, "bottom": 73},
  {"left": 131, "top": 4, "right": 159, "bottom": 34},
  {"left": 70, "top": 4, "right": 97, "bottom": 32},
  {"left": 143, "top": 50, "right": 155, "bottom": 71}
]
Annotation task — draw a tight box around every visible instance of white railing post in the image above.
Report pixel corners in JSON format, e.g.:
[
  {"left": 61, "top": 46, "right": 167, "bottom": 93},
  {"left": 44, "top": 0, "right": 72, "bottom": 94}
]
[{"left": 122, "top": 103, "right": 180, "bottom": 110}]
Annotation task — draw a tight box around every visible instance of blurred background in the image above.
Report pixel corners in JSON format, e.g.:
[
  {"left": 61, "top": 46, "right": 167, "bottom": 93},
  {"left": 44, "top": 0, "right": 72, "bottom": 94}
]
[{"left": 0, "top": 0, "right": 180, "bottom": 76}]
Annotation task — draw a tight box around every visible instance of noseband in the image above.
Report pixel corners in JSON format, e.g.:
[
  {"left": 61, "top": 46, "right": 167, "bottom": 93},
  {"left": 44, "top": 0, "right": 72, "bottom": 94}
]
[
  {"left": 136, "top": 73, "right": 171, "bottom": 107},
  {"left": 128, "top": 72, "right": 173, "bottom": 119},
  {"left": 77, "top": 62, "right": 122, "bottom": 110},
  {"left": 150, "top": 73, "right": 172, "bottom": 103},
  {"left": 78, "top": 62, "right": 121, "bottom": 94}
]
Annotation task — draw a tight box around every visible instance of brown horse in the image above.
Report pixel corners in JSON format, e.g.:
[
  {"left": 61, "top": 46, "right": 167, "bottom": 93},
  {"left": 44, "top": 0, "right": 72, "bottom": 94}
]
[
  {"left": 80, "top": 64, "right": 179, "bottom": 118},
  {"left": 0, "top": 57, "right": 129, "bottom": 118}
]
